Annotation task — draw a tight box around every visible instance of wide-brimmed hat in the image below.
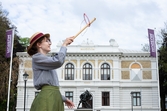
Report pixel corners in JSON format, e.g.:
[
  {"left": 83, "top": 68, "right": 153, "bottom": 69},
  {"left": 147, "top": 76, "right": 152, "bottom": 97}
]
[{"left": 27, "top": 32, "right": 50, "bottom": 52}]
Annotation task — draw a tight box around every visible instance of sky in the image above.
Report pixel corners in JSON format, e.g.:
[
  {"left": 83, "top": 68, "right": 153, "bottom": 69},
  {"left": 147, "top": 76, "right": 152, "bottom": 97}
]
[{"left": 1, "top": 0, "right": 167, "bottom": 51}]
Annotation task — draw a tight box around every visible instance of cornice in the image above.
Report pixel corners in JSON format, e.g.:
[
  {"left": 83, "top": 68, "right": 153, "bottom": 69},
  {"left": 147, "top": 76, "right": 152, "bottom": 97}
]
[{"left": 16, "top": 51, "right": 153, "bottom": 59}]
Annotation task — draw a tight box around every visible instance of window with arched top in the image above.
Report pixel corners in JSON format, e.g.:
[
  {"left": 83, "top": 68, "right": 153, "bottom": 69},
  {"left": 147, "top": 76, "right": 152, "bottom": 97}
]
[
  {"left": 101, "top": 63, "right": 110, "bottom": 80},
  {"left": 130, "top": 63, "right": 141, "bottom": 81},
  {"left": 83, "top": 63, "right": 92, "bottom": 80},
  {"left": 65, "top": 63, "right": 74, "bottom": 80},
  {"left": 131, "top": 63, "right": 141, "bottom": 69}
]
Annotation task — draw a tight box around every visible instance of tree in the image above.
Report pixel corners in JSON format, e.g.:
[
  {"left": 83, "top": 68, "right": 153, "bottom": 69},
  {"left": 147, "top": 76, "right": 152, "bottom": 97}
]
[
  {"left": 141, "top": 25, "right": 167, "bottom": 110},
  {"left": 0, "top": 3, "right": 26, "bottom": 111},
  {"left": 19, "top": 37, "right": 30, "bottom": 51},
  {"left": 141, "top": 43, "right": 149, "bottom": 52},
  {"left": 158, "top": 25, "right": 167, "bottom": 111}
]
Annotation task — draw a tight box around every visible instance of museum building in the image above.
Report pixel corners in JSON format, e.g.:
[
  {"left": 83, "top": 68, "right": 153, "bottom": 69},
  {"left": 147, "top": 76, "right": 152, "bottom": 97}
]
[{"left": 16, "top": 39, "right": 160, "bottom": 111}]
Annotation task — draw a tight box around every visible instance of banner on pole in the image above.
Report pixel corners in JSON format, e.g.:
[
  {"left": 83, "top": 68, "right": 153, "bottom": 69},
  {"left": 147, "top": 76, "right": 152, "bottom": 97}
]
[
  {"left": 6, "top": 29, "right": 13, "bottom": 58},
  {"left": 148, "top": 29, "right": 156, "bottom": 57}
]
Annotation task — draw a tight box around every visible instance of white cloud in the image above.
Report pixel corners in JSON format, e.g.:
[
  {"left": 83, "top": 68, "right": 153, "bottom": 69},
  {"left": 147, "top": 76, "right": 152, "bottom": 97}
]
[{"left": 1, "top": 0, "right": 167, "bottom": 50}]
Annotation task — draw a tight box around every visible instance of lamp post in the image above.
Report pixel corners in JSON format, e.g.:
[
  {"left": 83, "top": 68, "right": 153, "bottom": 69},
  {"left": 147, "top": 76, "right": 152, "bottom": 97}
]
[
  {"left": 23, "top": 72, "right": 29, "bottom": 111},
  {"left": 130, "top": 92, "right": 134, "bottom": 111}
]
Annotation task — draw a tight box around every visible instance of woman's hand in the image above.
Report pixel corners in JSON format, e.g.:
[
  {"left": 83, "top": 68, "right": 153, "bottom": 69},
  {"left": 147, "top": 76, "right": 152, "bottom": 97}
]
[
  {"left": 65, "top": 98, "right": 75, "bottom": 109},
  {"left": 62, "top": 36, "right": 74, "bottom": 47}
]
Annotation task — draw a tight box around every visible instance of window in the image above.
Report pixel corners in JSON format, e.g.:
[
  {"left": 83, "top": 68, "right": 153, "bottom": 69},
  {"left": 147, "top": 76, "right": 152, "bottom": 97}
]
[
  {"left": 65, "top": 63, "right": 74, "bottom": 80},
  {"left": 130, "top": 63, "right": 142, "bottom": 81},
  {"left": 101, "top": 63, "right": 110, "bottom": 80},
  {"left": 83, "top": 63, "right": 92, "bottom": 80},
  {"left": 65, "top": 91, "right": 73, "bottom": 102},
  {"left": 102, "top": 92, "right": 110, "bottom": 106},
  {"left": 131, "top": 92, "right": 141, "bottom": 106}
]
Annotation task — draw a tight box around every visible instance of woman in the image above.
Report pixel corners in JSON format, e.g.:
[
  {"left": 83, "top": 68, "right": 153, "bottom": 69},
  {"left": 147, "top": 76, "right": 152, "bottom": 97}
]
[{"left": 27, "top": 32, "right": 75, "bottom": 111}]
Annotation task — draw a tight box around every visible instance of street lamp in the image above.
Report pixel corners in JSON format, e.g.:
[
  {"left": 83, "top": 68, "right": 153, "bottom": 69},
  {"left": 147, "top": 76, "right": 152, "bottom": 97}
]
[
  {"left": 130, "top": 92, "right": 134, "bottom": 111},
  {"left": 23, "top": 72, "right": 29, "bottom": 111}
]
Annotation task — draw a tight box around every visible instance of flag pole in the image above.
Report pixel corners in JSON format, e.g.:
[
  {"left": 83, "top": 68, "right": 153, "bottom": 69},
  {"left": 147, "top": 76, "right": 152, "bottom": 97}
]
[
  {"left": 148, "top": 28, "right": 161, "bottom": 111},
  {"left": 154, "top": 29, "right": 161, "bottom": 111},
  {"left": 6, "top": 29, "right": 14, "bottom": 111}
]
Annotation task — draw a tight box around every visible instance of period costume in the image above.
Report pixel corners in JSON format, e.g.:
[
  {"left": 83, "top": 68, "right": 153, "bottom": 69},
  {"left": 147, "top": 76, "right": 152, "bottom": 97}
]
[{"left": 28, "top": 32, "right": 67, "bottom": 111}]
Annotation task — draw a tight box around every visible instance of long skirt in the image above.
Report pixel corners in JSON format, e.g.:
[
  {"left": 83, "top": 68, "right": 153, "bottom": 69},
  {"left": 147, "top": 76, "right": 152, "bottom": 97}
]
[{"left": 30, "top": 85, "right": 64, "bottom": 111}]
